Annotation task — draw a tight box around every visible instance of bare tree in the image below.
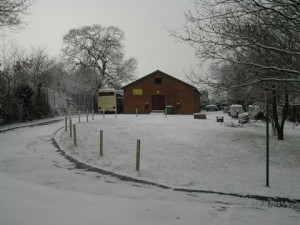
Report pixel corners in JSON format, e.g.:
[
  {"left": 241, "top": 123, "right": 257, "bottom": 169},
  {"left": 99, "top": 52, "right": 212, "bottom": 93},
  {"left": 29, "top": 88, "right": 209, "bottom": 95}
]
[
  {"left": 107, "top": 57, "right": 137, "bottom": 89},
  {"left": 0, "top": 0, "right": 35, "bottom": 30},
  {"left": 0, "top": 43, "right": 62, "bottom": 123},
  {"left": 0, "top": 43, "right": 27, "bottom": 122},
  {"left": 172, "top": 0, "right": 300, "bottom": 77},
  {"left": 62, "top": 24, "right": 137, "bottom": 90},
  {"left": 171, "top": 0, "right": 300, "bottom": 140}
]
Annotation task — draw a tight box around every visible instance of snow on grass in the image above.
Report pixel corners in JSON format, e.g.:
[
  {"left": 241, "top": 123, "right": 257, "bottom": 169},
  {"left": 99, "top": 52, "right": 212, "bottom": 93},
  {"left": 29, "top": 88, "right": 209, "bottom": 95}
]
[{"left": 56, "top": 112, "right": 300, "bottom": 199}]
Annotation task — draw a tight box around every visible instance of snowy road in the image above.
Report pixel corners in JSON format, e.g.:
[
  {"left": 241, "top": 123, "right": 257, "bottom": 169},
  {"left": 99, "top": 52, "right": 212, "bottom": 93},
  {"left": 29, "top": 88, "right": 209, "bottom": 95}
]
[{"left": 0, "top": 118, "right": 299, "bottom": 224}]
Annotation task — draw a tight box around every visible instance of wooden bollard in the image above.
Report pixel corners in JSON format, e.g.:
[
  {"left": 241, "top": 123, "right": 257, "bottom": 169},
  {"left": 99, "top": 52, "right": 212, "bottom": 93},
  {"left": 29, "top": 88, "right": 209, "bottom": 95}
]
[
  {"left": 136, "top": 139, "right": 141, "bottom": 171},
  {"left": 73, "top": 124, "right": 77, "bottom": 146},
  {"left": 69, "top": 118, "right": 72, "bottom": 138},
  {"left": 69, "top": 116, "right": 71, "bottom": 132},
  {"left": 100, "top": 130, "right": 103, "bottom": 156},
  {"left": 86, "top": 111, "right": 89, "bottom": 122},
  {"left": 53, "top": 91, "right": 56, "bottom": 106},
  {"left": 92, "top": 110, "right": 94, "bottom": 120},
  {"left": 65, "top": 115, "right": 67, "bottom": 132}
]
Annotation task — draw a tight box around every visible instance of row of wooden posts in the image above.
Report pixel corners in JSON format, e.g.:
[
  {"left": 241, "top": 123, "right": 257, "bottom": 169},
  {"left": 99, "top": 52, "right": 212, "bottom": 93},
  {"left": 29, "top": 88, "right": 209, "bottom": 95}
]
[{"left": 64, "top": 113, "right": 141, "bottom": 171}]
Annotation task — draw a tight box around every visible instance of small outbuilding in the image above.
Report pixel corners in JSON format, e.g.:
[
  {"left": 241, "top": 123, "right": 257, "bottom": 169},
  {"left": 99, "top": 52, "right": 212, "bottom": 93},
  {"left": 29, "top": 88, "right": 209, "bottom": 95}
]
[{"left": 122, "top": 70, "right": 200, "bottom": 114}]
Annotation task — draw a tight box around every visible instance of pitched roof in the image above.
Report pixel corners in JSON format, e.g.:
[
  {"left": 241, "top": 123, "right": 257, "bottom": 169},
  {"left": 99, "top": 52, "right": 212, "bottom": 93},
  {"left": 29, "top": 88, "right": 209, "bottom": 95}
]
[{"left": 122, "top": 70, "right": 199, "bottom": 92}]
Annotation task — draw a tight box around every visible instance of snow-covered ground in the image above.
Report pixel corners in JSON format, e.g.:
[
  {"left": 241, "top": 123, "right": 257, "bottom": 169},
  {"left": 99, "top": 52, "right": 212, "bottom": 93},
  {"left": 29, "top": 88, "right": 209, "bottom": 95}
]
[
  {"left": 56, "top": 112, "right": 300, "bottom": 199},
  {"left": 1, "top": 112, "right": 299, "bottom": 225}
]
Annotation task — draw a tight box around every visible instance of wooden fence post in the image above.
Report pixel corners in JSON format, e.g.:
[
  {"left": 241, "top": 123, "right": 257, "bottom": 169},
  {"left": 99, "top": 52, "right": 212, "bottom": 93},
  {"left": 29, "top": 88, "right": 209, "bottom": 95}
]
[
  {"left": 69, "top": 115, "right": 71, "bottom": 132},
  {"left": 86, "top": 110, "right": 89, "bottom": 122},
  {"left": 65, "top": 115, "right": 67, "bottom": 132},
  {"left": 92, "top": 109, "right": 94, "bottom": 120},
  {"left": 69, "top": 118, "right": 72, "bottom": 138},
  {"left": 100, "top": 130, "right": 103, "bottom": 156},
  {"left": 136, "top": 139, "right": 141, "bottom": 171},
  {"left": 73, "top": 124, "right": 77, "bottom": 146},
  {"left": 53, "top": 91, "right": 55, "bottom": 106}
]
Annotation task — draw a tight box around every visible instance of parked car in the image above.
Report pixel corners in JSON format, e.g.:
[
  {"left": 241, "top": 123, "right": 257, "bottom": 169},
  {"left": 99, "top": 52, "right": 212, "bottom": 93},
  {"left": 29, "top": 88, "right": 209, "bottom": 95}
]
[
  {"left": 206, "top": 105, "right": 219, "bottom": 111},
  {"left": 229, "top": 104, "right": 244, "bottom": 118},
  {"left": 238, "top": 112, "right": 250, "bottom": 124}
]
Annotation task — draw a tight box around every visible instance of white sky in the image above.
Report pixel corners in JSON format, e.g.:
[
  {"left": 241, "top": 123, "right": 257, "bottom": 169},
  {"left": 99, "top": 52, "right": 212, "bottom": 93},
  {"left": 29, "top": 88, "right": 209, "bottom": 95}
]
[{"left": 4, "top": 0, "right": 198, "bottom": 81}]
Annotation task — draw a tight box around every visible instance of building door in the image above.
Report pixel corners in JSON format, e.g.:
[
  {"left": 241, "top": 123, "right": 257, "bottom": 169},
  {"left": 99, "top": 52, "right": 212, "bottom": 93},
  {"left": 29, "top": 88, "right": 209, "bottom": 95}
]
[{"left": 152, "top": 95, "right": 165, "bottom": 110}]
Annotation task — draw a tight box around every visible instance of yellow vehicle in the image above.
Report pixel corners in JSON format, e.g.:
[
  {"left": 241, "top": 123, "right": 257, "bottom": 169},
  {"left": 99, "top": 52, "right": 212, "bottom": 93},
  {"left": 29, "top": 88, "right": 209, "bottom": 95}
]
[{"left": 98, "top": 89, "right": 123, "bottom": 113}]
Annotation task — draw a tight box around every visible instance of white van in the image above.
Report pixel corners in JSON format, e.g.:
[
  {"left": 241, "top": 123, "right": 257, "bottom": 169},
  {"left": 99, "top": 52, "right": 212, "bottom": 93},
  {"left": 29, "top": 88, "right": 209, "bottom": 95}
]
[{"left": 230, "top": 104, "right": 243, "bottom": 118}]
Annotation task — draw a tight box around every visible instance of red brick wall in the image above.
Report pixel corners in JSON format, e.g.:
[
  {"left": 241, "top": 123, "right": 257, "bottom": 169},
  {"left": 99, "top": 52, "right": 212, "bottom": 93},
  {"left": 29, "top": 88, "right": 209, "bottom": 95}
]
[{"left": 123, "top": 71, "right": 200, "bottom": 114}]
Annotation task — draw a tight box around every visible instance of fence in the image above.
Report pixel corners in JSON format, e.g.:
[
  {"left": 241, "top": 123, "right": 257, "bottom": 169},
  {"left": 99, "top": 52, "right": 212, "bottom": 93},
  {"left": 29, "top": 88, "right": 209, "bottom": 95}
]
[{"left": 64, "top": 113, "right": 142, "bottom": 171}]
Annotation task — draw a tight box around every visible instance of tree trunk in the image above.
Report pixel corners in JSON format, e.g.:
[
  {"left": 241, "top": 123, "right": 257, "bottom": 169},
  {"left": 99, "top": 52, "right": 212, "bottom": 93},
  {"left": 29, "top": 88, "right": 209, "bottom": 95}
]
[
  {"left": 272, "top": 87, "right": 280, "bottom": 138},
  {"left": 272, "top": 87, "right": 289, "bottom": 140},
  {"left": 277, "top": 125, "right": 284, "bottom": 140},
  {"left": 278, "top": 90, "right": 289, "bottom": 140}
]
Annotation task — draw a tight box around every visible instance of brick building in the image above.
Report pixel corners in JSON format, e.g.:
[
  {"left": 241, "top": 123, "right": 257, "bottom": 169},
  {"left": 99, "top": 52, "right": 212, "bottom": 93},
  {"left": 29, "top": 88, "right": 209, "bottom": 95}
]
[{"left": 122, "top": 70, "right": 200, "bottom": 114}]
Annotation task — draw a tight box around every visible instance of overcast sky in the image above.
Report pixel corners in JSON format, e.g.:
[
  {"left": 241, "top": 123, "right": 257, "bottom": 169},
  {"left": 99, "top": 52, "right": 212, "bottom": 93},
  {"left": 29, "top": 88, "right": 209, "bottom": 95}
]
[{"left": 4, "top": 0, "right": 198, "bottom": 81}]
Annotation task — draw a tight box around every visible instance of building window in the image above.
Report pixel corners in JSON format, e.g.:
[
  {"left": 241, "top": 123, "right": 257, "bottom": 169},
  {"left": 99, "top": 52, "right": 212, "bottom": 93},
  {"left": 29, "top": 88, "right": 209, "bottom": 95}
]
[{"left": 155, "top": 78, "right": 162, "bottom": 84}]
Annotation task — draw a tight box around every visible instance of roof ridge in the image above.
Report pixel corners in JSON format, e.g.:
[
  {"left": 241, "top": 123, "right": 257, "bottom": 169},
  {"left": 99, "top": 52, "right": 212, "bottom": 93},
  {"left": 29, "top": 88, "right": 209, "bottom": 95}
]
[{"left": 122, "top": 70, "right": 198, "bottom": 92}]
